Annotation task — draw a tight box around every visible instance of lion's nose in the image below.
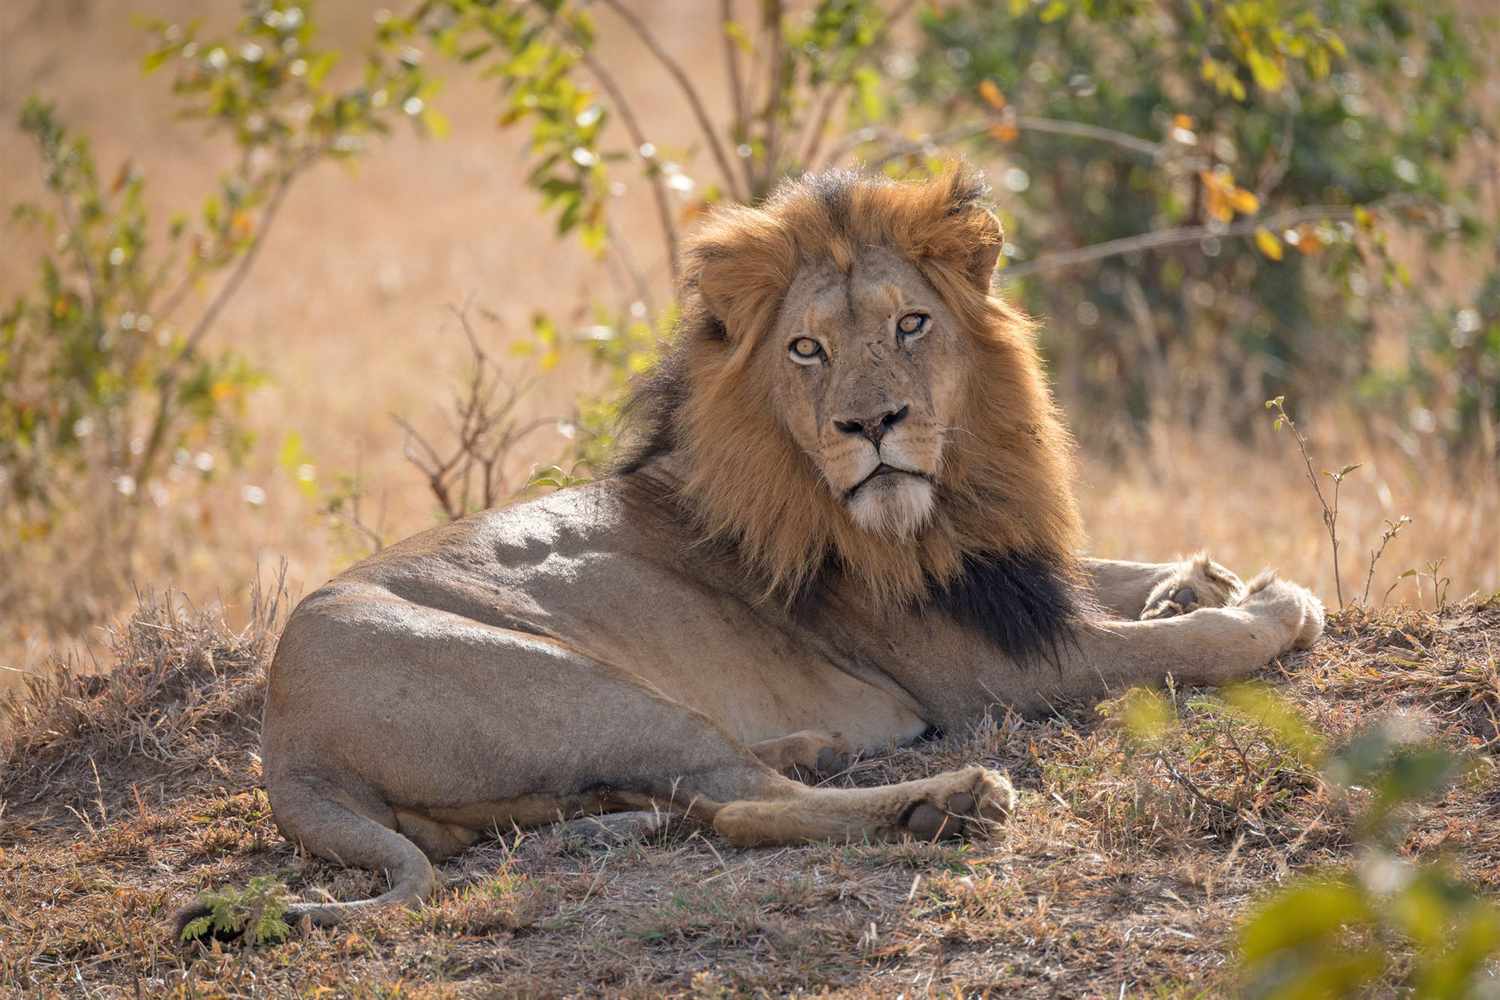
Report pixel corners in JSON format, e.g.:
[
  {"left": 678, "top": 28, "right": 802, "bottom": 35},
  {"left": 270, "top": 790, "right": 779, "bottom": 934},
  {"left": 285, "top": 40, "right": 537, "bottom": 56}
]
[{"left": 834, "top": 404, "right": 909, "bottom": 446}]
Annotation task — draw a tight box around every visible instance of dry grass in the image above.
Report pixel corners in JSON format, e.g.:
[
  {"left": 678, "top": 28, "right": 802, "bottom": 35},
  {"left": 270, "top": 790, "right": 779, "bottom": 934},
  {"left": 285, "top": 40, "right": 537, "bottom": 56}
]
[{"left": 2, "top": 577, "right": 1496, "bottom": 997}]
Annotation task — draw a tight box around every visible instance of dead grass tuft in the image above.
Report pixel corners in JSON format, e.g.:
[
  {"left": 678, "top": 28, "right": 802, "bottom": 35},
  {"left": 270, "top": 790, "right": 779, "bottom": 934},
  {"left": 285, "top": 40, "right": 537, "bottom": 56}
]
[
  {"left": 1, "top": 567, "right": 284, "bottom": 824},
  {"left": 1, "top": 587, "right": 1496, "bottom": 996}
]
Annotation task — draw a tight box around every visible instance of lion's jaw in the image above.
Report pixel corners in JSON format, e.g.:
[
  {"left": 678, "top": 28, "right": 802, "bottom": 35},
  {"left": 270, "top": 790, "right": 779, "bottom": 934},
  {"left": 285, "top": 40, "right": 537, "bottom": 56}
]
[{"left": 769, "top": 249, "right": 966, "bottom": 540}]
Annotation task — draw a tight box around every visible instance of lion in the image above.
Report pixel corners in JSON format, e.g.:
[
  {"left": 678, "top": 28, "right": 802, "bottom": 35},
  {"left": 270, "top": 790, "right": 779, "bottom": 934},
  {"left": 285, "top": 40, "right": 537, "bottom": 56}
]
[{"left": 184, "top": 165, "right": 1323, "bottom": 931}]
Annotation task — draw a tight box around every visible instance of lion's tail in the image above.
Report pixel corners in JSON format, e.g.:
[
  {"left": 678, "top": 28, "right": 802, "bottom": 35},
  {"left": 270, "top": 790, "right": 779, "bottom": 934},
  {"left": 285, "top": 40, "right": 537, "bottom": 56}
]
[{"left": 175, "top": 775, "right": 435, "bottom": 941}]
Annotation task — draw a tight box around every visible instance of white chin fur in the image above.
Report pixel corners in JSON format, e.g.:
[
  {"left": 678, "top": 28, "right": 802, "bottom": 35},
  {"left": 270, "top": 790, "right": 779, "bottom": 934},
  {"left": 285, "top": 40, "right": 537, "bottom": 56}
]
[{"left": 848, "top": 476, "right": 935, "bottom": 538}]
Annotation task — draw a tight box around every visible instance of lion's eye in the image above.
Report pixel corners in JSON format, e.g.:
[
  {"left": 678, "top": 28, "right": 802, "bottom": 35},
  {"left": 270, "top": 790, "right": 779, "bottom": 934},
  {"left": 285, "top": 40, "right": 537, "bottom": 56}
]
[
  {"left": 897, "top": 312, "right": 929, "bottom": 342},
  {"left": 788, "top": 336, "right": 826, "bottom": 365}
]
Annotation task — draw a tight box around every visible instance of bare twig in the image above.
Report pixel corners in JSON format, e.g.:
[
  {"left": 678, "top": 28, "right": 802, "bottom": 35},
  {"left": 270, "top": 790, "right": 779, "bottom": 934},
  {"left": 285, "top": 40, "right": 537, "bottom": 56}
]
[
  {"left": 394, "top": 304, "right": 560, "bottom": 520},
  {"left": 998, "top": 197, "right": 1419, "bottom": 284},
  {"left": 1265, "top": 396, "right": 1351, "bottom": 609},
  {"left": 599, "top": 0, "right": 744, "bottom": 203},
  {"left": 1362, "top": 515, "right": 1412, "bottom": 606},
  {"left": 846, "top": 114, "right": 1166, "bottom": 172}
]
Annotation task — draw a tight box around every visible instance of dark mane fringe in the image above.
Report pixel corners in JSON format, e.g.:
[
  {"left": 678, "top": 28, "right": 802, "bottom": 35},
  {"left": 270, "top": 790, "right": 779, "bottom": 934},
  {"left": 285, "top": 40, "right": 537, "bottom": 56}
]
[
  {"left": 929, "top": 551, "right": 1090, "bottom": 668},
  {"left": 611, "top": 317, "right": 700, "bottom": 476}
]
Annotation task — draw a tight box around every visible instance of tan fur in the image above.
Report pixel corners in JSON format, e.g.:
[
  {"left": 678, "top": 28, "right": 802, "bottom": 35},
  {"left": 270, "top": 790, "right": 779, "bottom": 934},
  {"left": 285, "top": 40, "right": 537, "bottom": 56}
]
[
  {"left": 182, "top": 167, "right": 1326, "bottom": 935},
  {"left": 667, "top": 165, "right": 1081, "bottom": 605}
]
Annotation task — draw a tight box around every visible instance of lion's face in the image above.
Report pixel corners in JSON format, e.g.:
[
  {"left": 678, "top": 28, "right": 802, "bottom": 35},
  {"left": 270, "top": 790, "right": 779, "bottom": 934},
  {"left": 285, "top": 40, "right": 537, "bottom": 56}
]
[{"left": 763, "top": 247, "right": 973, "bottom": 538}]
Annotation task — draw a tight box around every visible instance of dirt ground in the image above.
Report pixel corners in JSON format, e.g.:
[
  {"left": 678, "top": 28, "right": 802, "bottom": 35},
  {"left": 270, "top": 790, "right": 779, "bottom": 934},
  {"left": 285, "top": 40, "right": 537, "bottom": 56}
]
[{"left": 2, "top": 579, "right": 1496, "bottom": 997}]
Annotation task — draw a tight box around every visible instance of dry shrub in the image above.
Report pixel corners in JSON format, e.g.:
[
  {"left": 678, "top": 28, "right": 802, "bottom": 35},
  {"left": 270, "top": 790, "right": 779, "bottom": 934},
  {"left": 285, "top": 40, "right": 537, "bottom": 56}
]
[{"left": 0, "top": 567, "right": 283, "bottom": 820}]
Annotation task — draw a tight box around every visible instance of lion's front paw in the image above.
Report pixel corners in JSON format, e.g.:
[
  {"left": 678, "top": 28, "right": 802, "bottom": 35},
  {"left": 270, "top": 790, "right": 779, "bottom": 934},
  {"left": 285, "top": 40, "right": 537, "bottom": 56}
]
[
  {"left": 1140, "top": 553, "right": 1247, "bottom": 620},
  {"left": 902, "top": 767, "right": 1016, "bottom": 841},
  {"left": 1239, "top": 571, "right": 1325, "bottom": 650}
]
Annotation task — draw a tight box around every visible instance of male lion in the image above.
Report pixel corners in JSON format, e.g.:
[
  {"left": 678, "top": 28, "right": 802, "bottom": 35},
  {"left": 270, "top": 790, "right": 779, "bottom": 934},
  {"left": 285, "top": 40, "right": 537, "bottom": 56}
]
[{"left": 202, "top": 166, "right": 1323, "bottom": 929}]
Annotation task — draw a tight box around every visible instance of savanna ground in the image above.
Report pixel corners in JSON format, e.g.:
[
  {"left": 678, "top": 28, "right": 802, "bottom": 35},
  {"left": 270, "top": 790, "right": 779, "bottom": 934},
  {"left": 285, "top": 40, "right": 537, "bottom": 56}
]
[
  {"left": 2, "top": 576, "right": 1498, "bottom": 996},
  {"left": 3, "top": 0, "right": 1500, "bottom": 996}
]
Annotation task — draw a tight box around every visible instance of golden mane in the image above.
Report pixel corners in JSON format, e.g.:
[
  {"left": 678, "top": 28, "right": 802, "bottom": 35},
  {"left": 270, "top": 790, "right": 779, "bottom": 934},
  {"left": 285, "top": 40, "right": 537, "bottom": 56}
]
[{"left": 620, "top": 165, "right": 1084, "bottom": 614}]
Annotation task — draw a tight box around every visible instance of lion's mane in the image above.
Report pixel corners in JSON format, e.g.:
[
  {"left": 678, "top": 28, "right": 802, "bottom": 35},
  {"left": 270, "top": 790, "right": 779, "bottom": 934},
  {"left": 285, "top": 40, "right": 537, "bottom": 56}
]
[{"left": 619, "top": 165, "right": 1088, "bottom": 663}]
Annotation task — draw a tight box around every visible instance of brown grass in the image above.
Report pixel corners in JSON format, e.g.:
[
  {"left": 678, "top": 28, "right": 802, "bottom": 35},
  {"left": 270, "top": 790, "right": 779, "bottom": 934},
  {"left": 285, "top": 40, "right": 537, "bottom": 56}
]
[{"left": 2, "top": 577, "right": 1496, "bottom": 997}]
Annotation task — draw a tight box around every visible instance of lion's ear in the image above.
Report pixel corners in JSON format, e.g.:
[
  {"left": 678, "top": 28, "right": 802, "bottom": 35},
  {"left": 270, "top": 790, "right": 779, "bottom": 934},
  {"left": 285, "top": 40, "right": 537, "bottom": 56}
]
[
  {"left": 965, "top": 207, "right": 1004, "bottom": 292},
  {"left": 688, "top": 211, "right": 796, "bottom": 342}
]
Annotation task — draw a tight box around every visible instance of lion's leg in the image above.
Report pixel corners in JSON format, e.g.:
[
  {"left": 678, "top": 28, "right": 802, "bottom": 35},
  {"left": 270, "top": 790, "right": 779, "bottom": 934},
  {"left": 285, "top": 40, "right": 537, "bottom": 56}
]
[
  {"left": 1081, "top": 554, "right": 1245, "bottom": 620},
  {"left": 1054, "top": 573, "right": 1323, "bottom": 700},
  {"left": 748, "top": 730, "right": 851, "bottom": 776},
  {"left": 711, "top": 766, "right": 1015, "bottom": 847}
]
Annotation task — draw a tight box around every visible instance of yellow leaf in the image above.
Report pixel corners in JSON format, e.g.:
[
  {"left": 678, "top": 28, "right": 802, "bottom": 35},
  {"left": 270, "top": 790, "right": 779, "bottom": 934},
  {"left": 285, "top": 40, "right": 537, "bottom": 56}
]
[
  {"left": 977, "top": 79, "right": 1007, "bottom": 111},
  {"left": 1254, "top": 227, "right": 1284, "bottom": 261},
  {"left": 1228, "top": 187, "right": 1260, "bottom": 215},
  {"left": 1246, "top": 49, "right": 1286, "bottom": 92},
  {"left": 540, "top": 349, "right": 562, "bottom": 371},
  {"left": 210, "top": 381, "right": 236, "bottom": 402},
  {"left": 1039, "top": 0, "right": 1068, "bottom": 23},
  {"left": 1353, "top": 205, "right": 1374, "bottom": 229}
]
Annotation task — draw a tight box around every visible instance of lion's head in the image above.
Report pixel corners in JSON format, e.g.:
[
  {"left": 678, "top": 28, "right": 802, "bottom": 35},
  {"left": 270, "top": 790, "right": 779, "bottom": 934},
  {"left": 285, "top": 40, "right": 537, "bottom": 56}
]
[{"left": 621, "top": 165, "right": 1085, "bottom": 651}]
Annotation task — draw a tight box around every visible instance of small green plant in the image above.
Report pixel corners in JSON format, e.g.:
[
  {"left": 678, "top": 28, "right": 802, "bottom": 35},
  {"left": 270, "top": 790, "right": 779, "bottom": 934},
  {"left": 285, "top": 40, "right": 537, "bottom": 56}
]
[
  {"left": 1237, "top": 717, "right": 1494, "bottom": 998},
  {"left": 178, "top": 875, "right": 292, "bottom": 946},
  {"left": 1117, "top": 680, "right": 1497, "bottom": 996}
]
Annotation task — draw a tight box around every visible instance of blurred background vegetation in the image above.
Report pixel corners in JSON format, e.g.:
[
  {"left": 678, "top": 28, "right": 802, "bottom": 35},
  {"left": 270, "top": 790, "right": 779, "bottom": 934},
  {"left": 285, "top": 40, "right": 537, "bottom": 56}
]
[
  {"left": 3, "top": 2, "right": 1499, "bottom": 992},
  {"left": 2, "top": 0, "right": 1496, "bottom": 664}
]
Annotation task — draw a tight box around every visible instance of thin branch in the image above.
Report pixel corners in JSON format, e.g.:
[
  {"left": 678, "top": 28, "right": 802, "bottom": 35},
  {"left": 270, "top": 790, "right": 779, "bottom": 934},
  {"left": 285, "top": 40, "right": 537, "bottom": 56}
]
[
  {"left": 52, "top": 186, "right": 102, "bottom": 315},
  {"left": 604, "top": 218, "right": 658, "bottom": 320},
  {"left": 1255, "top": 97, "right": 1300, "bottom": 202},
  {"left": 720, "top": 0, "right": 749, "bottom": 151},
  {"left": 997, "top": 196, "right": 1421, "bottom": 284},
  {"left": 798, "top": 80, "right": 848, "bottom": 171},
  {"left": 180, "top": 171, "right": 295, "bottom": 360},
  {"left": 798, "top": 0, "right": 924, "bottom": 171},
  {"left": 755, "top": 0, "right": 786, "bottom": 199},
  {"left": 854, "top": 115, "right": 1166, "bottom": 171},
  {"left": 132, "top": 168, "right": 299, "bottom": 488},
  {"left": 598, "top": 0, "right": 744, "bottom": 203},
  {"left": 1362, "top": 516, "right": 1411, "bottom": 606},
  {"left": 558, "top": 25, "right": 680, "bottom": 282}
]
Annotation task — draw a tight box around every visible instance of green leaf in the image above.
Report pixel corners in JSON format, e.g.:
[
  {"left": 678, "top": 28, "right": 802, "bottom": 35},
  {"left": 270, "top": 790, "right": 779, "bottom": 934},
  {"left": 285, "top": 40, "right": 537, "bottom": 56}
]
[
  {"left": 179, "top": 915, "right": 213, "bottom": 942},
  {"left": 1240, "top": 879, "right": 1372, "bottom": 963}
]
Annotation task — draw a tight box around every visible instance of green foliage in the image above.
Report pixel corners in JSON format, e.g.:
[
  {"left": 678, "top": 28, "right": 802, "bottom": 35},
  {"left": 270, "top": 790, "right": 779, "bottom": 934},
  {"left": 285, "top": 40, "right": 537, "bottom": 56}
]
[
  {"left": 1230, "top": 709, "right": 1496, "bottom": 997},
  {"left": 908, "top": 0, "right": 1495, "bottom": 445},
  {"left": 178, "top": 875, "right": 292, "bottom": 946},
  {"left": 1, "top": 1, "right": 435, "bottom": 541},
  {"left": 1113, "top": 681, "right": 1499, "bottom": 995}
]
